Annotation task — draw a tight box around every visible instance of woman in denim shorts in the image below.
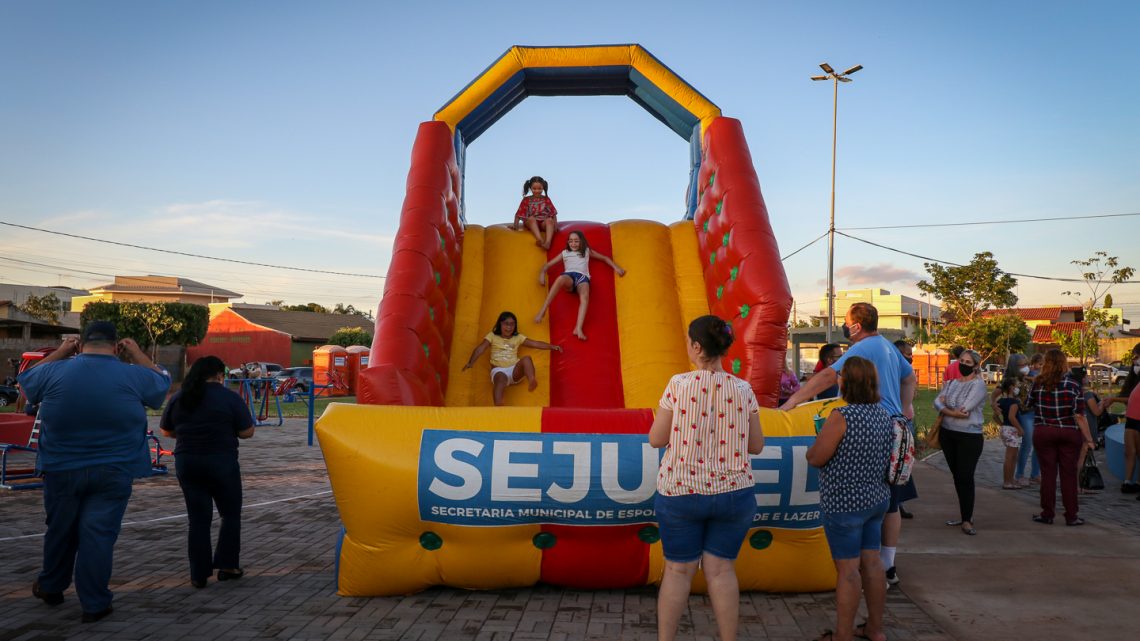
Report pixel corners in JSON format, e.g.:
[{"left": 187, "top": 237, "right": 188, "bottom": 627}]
[
  {"left": 648, "top": 315, "right": 765, "bottom": 641},
  {"left": 806, "top": 356, "right": 893, "bottom": 641}
]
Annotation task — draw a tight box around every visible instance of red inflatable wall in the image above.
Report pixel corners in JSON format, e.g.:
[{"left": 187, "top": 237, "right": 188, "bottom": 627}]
[
  {"left": 357, "top": 121, "right": 463, "bottom": 406},
  {"left": 692, "top": 118, "right": 793, "bottom": 407}
]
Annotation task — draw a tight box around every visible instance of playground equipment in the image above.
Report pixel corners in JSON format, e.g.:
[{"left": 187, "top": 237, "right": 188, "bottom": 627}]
[
  {"left": 230, "top": 377, "right": 285, "bottom": 427},
  {"left": 317, "top": 45, "right": 827, "bottom": 597}
]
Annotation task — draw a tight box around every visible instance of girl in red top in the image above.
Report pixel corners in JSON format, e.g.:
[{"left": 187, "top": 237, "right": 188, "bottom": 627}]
[{"left": 511, "top": 176, "right": 558, "bottom": 249}]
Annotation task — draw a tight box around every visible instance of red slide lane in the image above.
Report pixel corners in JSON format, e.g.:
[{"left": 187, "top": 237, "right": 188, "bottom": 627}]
[
  {"left": 539, "top": 408, "right": 653, "bottom": 588},
  {"left": 545, "top": 222, "right": 625, "bottom": 408},
  {"left": 539, "top": 222, "right": 643, "bottom": 587}
]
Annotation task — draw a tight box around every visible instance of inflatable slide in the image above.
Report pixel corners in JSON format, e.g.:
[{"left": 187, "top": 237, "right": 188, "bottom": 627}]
[{"left": 317, "top": 45, "right": 839, "bottom": 596}]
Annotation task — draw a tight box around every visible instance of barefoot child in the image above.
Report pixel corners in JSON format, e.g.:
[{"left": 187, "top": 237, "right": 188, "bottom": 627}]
[
  {"left": 534, "top": 230, "right": 625, "bottom": 341},
  {"left": 511, "top": 176, "right": 558, "bottom": 249},
  {"left": 462, "top": 311, "right": 562, "bottom": 406},
  {"left": 996, "top": 378, "right": 1024, "bottom": 489}
]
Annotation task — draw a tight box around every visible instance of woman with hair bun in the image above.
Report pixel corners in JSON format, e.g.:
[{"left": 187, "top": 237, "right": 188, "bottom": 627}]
[
  {"left": 160, "top": 355, "right": 255, "bottom": 589},
  {"left": 648, "top": 315, "right": 765, "bottom": 641}
]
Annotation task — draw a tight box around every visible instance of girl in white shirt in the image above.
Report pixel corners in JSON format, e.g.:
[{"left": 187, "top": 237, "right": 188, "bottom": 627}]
[{"left": 534, "top": 230, "right": 625, "bottom": 341}]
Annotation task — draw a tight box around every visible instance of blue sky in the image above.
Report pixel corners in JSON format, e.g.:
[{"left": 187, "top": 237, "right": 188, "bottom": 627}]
[{"left": 2, "top": 1, "right": 1138, "bottom": 318}]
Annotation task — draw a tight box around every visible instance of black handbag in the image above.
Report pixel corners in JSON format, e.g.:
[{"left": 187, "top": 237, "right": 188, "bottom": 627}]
[{"left": 1080, "top": 451, "right": 1105, "bottom": 491}]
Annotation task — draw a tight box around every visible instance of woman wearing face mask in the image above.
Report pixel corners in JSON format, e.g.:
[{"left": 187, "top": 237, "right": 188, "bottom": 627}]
[
  {"left": 933, "top": 349, "right": 988, "bottom": 535},
  {"left": 1108, "top": 346, "right": 1140, "bottom": 493}
]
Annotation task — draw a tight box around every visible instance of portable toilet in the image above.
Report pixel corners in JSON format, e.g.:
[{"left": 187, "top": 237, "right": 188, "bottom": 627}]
[
  {"left": 345, "top": 345, "right": 370, "bottom": 395},
  {"left": 312, "top": 345, "right": 350, "bottom": 397}
]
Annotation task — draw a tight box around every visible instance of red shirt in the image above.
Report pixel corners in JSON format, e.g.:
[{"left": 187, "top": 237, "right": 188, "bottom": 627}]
[{"left": 944, "top": 360, "right": 961, "bottom": 382}]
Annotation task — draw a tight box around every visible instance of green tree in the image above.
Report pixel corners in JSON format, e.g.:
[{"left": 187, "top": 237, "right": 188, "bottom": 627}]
[
  {"left": 1061, "top": 252, "right": 1134, "bottom": 365},
  {"left": 1103, "top": 293, "right": 1113, "bottom": 309},
  {"left": 917, "top": 252, "right": 1019, "bottom": 324},
  {"left": 942, "top": 314, "right": 1032, "bottom": 365},
  {"left": 333, "top": 302, "right": 366, "bottom": 316},
  {"left": 18, "top": 292, "right": 63, "bottom": 325},
  {"left": 81, "top": 302, "right": 209, "bottom": 359},
  {"left": 282, "top": 303, "right": 330, "bottom": 313},
  {"left": 327, "top": 327, "right": 372, "bottom": 347}
]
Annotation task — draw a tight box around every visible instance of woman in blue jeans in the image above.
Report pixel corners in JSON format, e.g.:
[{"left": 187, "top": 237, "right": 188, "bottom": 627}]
[
  {"left": 1017, "top": 353, "right": 1043, "bottom": 484},
  {"left": 807, "top": 356, "right": 892, "bottom": 641},
  {"left": 648, "top": 316, "right": 765, "bottom": 641},
  {"left": 160, "top": 356, "right": 255, "bottom": 588}
]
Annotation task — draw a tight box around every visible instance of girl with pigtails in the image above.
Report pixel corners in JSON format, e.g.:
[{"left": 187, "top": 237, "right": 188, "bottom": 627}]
[{"left": 511, "top": 175, "right": 558, "bottom": 249}]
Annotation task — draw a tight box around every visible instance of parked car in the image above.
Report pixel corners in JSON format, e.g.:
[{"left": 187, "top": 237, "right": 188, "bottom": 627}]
[
  {"left": 1088, "top": 363, "right": 1127, "bottom": 386},
  {"left": 274, "top": 367, "right": 314, "bottom": 393},
  {"left": 0, "top": 385, "right": 19, "bottom": 407},
  {"left": 243, "top": 362, "right": 284, "bottom": 378},
  {"left": 981, "top": 363, "right": 1004, "bottom": 385}
]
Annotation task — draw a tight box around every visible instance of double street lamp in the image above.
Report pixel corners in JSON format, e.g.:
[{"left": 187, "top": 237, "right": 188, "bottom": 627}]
[{"left": 811, "top": 62, "right": 862, "bottom": 343}]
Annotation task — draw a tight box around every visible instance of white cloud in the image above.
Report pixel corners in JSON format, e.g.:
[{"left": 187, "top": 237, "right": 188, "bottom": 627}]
[{"left": 835, "top": 263, "right": 922, "bottom": 285}]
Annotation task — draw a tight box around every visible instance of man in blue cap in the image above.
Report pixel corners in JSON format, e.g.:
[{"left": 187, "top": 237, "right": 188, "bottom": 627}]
[{"left": 18, "top": 321, "right": 170, "bottom": 623}]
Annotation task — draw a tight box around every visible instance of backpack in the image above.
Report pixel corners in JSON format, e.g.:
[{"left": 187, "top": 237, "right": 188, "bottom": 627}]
[{"left": 886, "top": 416, "right": 916, "bottom": 486}]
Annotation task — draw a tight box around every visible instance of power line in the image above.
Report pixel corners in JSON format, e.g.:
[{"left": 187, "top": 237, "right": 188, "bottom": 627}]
[
  {"left": 0, "top": 220, "right": 386, "bottom": 279},
  {"left": 835, "top": 231, "right": 1140, "bottom": 285},
  {"left": 838, "top": 211, "right": 1140, "bottom": 231},
  {"left": 781, "top": 230, "right": 829, "bottom": 262}
]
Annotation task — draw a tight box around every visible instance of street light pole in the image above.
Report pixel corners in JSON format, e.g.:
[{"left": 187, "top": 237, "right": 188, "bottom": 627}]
[{"left": 812, "top": 62, "right": 862, "bottom": 343}]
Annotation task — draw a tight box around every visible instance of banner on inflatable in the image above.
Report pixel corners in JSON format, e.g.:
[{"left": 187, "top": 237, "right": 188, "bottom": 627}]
[{"left": 418, "top": 430, "right": 820, "bottom": 528}]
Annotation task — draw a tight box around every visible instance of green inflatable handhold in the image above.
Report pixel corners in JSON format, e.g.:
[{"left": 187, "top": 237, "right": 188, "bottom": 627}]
[
  {"left": 638, "top": 526, "right": 660, "bottom": 544},
  {"left": 717, "top": 285, "right": 724, "bottom": 300},
  {"left": 440, "top": 237, "right": 446, "bottom": 252},
  {"left": 428, "top": 307, "right": 435, "bottom": 321},
  {"left": 532, "top": 532, "right": 556, "bottom": 549},
  {"left": 420, "top": 531, "right": 443, "bottom": 551},
  {"left": 434, "top": 271, "right": 441, "bottom": 285},
  {"left": 749, "top": 530, "right": 773, "bottom": 550},
  {"left": 732, "top": 358, "right": 742, "bottom": 374},
  {"left": 709, "top": 172, "right": 716, "bottom": 186},
  {"left": 422, "top": 344, "right": 430, "bottom": 358},
  {"left": 722, "top": 231, "right": 730, "bottom": 246},
  {"left": 709, "top": 253, "right": 716, "bottom": 265},
  {"left": 740, "top": 303, "right": 751, "bottom": 318},
  {"left": 716, "top": 201, "right": 723, "bottom": 214},
  {"left": 703, "top": 220, "right": 710, "bottom": 233},
  {"left": 730, "top": 267, "right": 739, "bottom": 281}
]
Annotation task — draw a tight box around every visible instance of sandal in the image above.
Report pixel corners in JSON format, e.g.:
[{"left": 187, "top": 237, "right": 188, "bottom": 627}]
[
  {"left": 1032, "top": 515, "right": 1053, "bottom": 525},
  {"left": 1066, "top": 518, "right": 1086, "bottom": 527},
  {"left": 945, "top": 519, "right": 963, "bottom": 526},
  {"left": 1002, "top": 483, "right": 1021, "bottom": 490},
  {"left": 961, "top": 524, "right": 977, "bottom": 535}
]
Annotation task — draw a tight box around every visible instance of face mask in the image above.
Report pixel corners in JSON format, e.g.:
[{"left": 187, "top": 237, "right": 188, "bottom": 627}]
[
  {"left": 842, "top": 324, "right": 858, "bottom": 340},
  {"left": 1012, "top": 386, "right": 1020, "bottom": 396},
  {"left": 1019, "top": 366, "right": 1030, "bottom": 375},
  {"left": 959, "top": 363, "right": 975, "bottom": 377}
]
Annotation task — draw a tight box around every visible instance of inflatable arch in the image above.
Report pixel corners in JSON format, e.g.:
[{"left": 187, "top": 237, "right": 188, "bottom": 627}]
[{"left": 317, "top": 44, "right": 838, "bottom": 597}]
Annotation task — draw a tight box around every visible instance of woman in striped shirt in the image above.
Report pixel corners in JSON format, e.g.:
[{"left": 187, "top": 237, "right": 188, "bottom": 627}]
[{"left": 648, "top": 315, "right": 764, "bottom": 641}]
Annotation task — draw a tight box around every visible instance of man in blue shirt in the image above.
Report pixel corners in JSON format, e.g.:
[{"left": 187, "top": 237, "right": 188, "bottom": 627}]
[
  {"left": 780, "top": 302, "right": 917, "bottom": 597},
  {"left": 19, "top": 321, "right": 169, "bottom": 623}
]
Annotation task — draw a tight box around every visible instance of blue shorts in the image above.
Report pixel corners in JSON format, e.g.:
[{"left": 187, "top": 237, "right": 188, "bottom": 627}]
[
  {"left": 655, "top": 486, "right": 755, "bottom": 563},
  {"left": 821, "top": 498, "right": 890, "bottom": 560},
  {"left": 562, "top": 271, "right": 590, "bottom": 291},
  {"left": 887, "top": 477, "right": 918, "bottom": 513}
]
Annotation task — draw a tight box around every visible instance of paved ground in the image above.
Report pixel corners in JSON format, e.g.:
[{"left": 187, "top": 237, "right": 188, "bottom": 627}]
[{"left": 0, "top": 418, "right": 1135, "bottom": 640}]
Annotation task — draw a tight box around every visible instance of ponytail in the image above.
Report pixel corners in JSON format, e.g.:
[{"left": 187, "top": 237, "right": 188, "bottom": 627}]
[
  {"left": 179, "top": 355, "right": 227, "bottom": 412},
  {"left": 688, "top": 315, "right": 734, "bottom": 359}
]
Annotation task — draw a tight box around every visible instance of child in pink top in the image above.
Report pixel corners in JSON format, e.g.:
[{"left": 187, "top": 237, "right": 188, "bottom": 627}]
[
  {"left": 511, "top": 176, "right": 558, "bottom": 249},
  {"left": 647, "top": 315, "right": 764, "bottom": 641}
]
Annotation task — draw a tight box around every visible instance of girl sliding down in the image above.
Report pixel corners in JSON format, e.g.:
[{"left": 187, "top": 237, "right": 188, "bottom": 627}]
[
  {"left": 511, "top": 176, "right": 558, "bottom": 249},
  {"left": 534, "top": 230, "right": 625, "bottom": 341},
  {"left": 462, "top": 311, "right": 562, "bottom": 406}
]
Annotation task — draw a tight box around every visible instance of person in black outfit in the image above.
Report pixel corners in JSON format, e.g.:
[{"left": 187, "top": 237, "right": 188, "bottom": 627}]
[{"left": 160, "top": 356, "right": 254, "bottom": 588}]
